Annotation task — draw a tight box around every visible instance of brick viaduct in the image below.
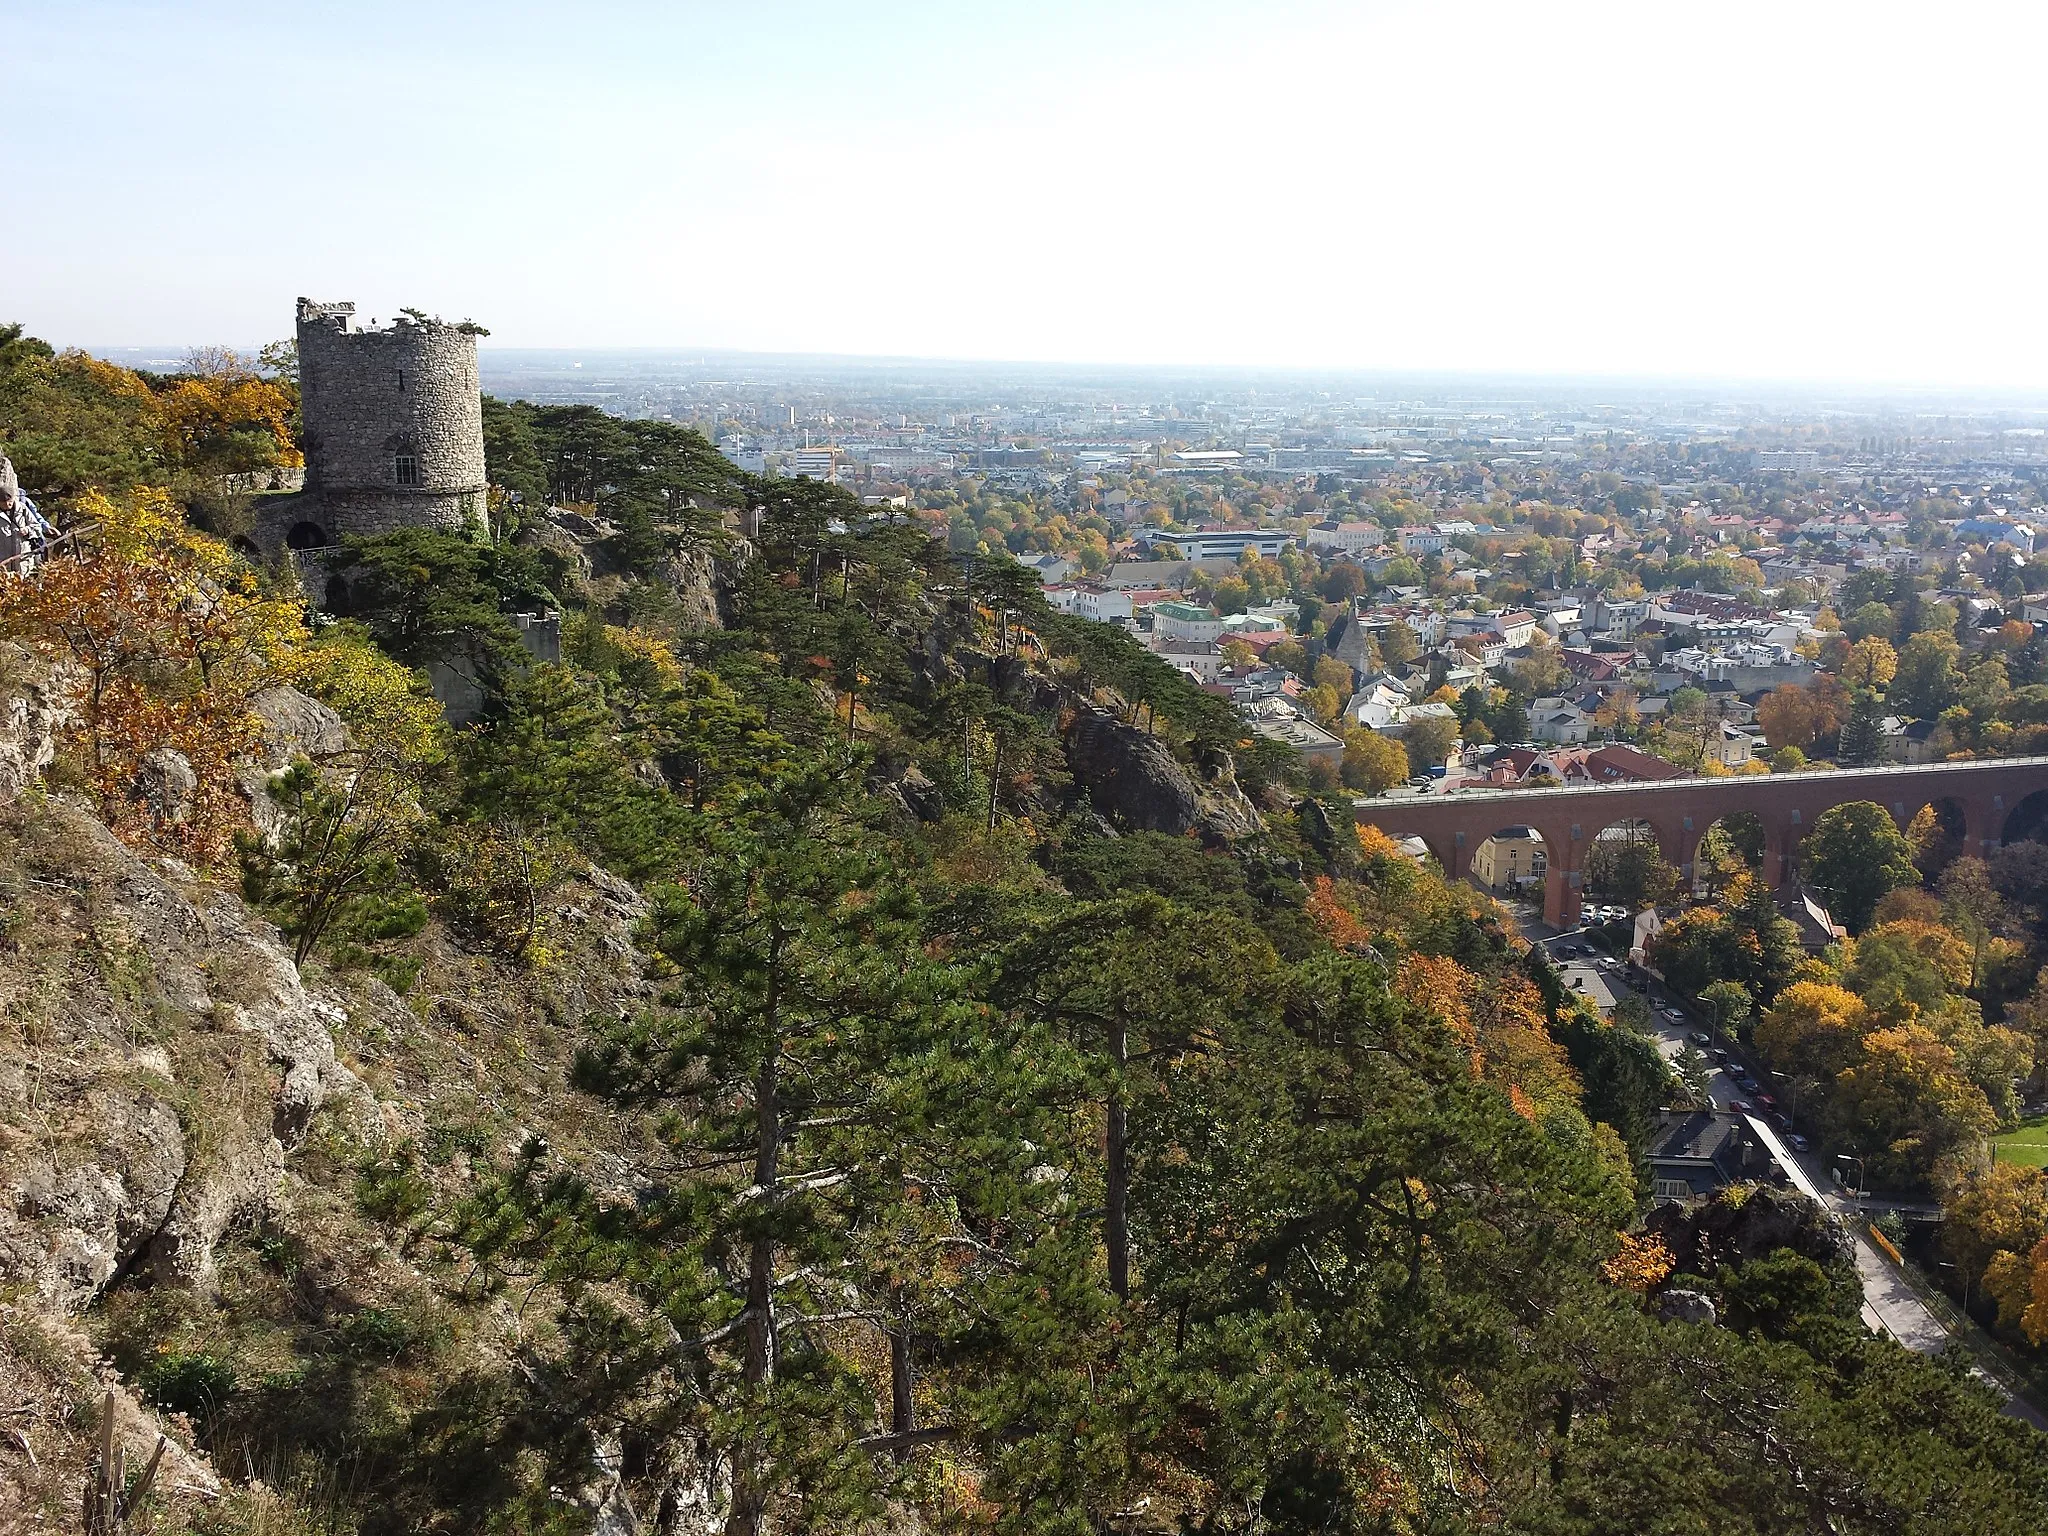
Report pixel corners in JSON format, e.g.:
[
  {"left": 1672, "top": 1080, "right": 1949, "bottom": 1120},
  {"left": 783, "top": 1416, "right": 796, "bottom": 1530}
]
[{"left": 1354, "top": 757, "right": 2048, "bottom": 927}]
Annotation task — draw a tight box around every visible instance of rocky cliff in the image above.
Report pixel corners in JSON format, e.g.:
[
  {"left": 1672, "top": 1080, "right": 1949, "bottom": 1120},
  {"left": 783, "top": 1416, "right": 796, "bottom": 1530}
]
[
  {"left": 1060, "top": 701, "right": 1262, "bottom": 844},
  {"left": 0, "top": 660, "right": 661, "bottom": 1530}
]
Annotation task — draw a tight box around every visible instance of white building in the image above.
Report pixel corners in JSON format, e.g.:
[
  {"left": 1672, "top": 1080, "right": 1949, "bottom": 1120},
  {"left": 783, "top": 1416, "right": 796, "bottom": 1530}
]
[
  {"left": 1150, "top": 600, "right": 1225, "bottom": 643},
  {"left": 1016, "top": 553, "right": 1071, "bottom": 584},
  {"left": 1305, "top": 520, "right": 1386, "bottom": 554},
  {"left": 1154, "top": 638, "right": 1225, "bottom": 681},
  {"left": 1072, "top": 586, "right": 1136, "bottom": 623},
  {"left": 1529, "top": 698, "right": 1591, "bottom": 744},
  {"left": 1133, "top": 526, "right": 1296, "bottom": 561},
  {"left": 1757, "top": 449, "right": 1821, "bottom": 472},
  {"left": 790, "top": 448, "right": 838, "bottom": 481}
]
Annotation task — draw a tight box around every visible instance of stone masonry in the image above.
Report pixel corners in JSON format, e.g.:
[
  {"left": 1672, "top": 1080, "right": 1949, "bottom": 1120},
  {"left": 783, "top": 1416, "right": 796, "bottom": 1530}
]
[{"left": 253, "top": 299, "right": 486, "bottom": 556}]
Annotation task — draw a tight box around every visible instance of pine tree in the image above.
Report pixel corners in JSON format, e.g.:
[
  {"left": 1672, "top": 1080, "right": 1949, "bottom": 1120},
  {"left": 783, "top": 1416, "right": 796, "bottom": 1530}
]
[{"left": 1838, "top": 688, "right": 1887, "bottom": 765}]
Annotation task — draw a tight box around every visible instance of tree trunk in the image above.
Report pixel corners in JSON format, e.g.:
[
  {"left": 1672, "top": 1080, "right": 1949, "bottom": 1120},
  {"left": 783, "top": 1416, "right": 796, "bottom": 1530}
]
[
  {"left": 746, "top": 1019, "right": 780, "bottom": 1384},
  {"left": 730, "top": 939, "right": 783, "bottom": 1536},
  {"left": 889, "top": 1289, "right": 915, "bottom": 1459},
  {"left": 1106, "top": 1010, "right": 1129, "bottom": 1301}
]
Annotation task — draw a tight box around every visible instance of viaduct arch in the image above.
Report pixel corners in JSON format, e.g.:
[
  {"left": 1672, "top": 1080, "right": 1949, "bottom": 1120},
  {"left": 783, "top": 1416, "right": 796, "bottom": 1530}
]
[{"left": 1355, "top": 756, "right": 2048, "bottom": 927}]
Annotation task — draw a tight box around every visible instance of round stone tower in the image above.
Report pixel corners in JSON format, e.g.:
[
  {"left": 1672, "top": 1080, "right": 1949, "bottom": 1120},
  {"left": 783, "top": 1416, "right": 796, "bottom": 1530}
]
[{"left": 289, "top": 298, "right": 486, "bottom": 546}]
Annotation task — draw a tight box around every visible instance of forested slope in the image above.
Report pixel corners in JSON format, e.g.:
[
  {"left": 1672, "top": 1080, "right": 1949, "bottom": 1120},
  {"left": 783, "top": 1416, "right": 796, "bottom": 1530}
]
[{"left": 0, "top": 335, "right": 2043, "bottom": 1533}]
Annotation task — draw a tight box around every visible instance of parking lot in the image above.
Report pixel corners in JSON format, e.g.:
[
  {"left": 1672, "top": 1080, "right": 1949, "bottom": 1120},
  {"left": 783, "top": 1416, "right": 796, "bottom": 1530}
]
[{"left": 1536, "top": 923, "right": 1809, "bottom": 1150}]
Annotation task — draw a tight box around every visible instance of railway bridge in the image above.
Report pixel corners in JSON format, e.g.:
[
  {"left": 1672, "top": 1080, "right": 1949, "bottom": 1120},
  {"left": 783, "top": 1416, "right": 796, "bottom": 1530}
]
[{"left": 1354, "top": 756, "right": 2048, "bottom": 926}]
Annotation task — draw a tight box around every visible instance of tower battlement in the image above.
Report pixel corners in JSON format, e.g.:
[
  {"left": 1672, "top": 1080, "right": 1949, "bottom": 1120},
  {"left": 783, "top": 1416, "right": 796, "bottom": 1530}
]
[{"left": 265, "top": 296, "right": 487, "bottom": 553}]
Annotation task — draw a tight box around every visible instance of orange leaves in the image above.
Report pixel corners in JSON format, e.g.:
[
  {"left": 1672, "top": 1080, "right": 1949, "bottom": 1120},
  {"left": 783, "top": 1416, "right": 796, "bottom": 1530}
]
[
  {"left": 1396, "top": 953, "right": 1477, "bottom": 1052},
  {"left": 0, "top": 486, "right": 310, "bottom": 863},
  {"left": 1473, "top": 971, "right": 1581, "bottom": 1117},
  {"left": 1602, "top": 1232, "right": 1676, "bottom": 1291},
  {"left": 1306, "top": 875, "right": 1379, "bottom": 953}
]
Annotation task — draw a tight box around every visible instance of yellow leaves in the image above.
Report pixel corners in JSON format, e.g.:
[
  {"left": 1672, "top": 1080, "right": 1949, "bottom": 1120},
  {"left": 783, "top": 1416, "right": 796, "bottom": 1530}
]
[
  {"left": 1843, "top": 635, "right": 1897, "bottom": 691},
  {"left": 1862, "top": 918, "right": 1973, "bottom": 992},
  {"left": 1397, "top": 954, "right": 1477, "bottom": 1050},
  {"left": 289, "top": 622, "right": 446, "bottom": 766},
  {"left": 59, "top": 349, "right": 154, "bottom": 403},
  {"left": 1602, "top": 1232, "right": 1676, "bottom": 1292},
  {"left": 1355, "top": 824, "right": 1405, "bottom": 862},
  {"left": 1755, "top": 980, "right": 1872, "bottom": 1073},
  {"left": 143, "top": 351, "right": 300, "bottom": 471}
]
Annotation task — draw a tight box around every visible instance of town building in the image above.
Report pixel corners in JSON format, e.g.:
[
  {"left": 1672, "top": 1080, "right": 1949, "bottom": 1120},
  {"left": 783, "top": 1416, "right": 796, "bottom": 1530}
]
[{"left": 1471, "top": 826, "right": 1545, "bottom": 893}]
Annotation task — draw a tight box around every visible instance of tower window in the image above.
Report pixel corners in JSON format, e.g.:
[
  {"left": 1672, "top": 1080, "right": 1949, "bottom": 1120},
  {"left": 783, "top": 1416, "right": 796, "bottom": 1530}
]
[
  {"left": 396, "top": 369, "right": 405, "bottom": 392},
  {"left": 395, "top": 454, "right": 420, "bottom": 486}
]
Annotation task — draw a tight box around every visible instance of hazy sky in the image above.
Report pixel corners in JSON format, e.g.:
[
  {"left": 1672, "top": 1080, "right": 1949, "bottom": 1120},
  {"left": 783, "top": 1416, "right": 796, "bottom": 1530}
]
[{"left": 6, "top": 0, "right": 2046, "bottom": 387}]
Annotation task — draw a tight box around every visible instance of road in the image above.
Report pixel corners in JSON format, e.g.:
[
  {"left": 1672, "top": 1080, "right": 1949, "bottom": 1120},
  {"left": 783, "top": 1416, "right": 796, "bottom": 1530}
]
[{"left": 1521, "top": 909, "right": 2048, "bottom": 1432}]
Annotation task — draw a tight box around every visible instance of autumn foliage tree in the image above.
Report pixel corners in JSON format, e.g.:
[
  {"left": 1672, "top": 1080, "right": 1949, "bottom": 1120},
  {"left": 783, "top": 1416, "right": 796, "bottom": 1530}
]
[
  {"left": 0, "top": 485, "right": 441, "bottom": 869},
  {"left": 0, "top": 486, "right": 302, "bottom": 859}
]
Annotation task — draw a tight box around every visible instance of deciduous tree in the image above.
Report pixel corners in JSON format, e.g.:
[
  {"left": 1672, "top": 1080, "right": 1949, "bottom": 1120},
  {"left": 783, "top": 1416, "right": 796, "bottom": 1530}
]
[{"left": 1802, "top": 801, "right": 1918, "bottom": 932}]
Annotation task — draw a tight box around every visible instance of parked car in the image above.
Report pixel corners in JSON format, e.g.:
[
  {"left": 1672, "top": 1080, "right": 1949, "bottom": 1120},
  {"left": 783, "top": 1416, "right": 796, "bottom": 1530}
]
[
  {"left": 1632, "top": 978, "right": 1648, "bottom": 991},
  {"left": 1729, "top": 1100, "right": 1752, "bottom": 1114},
  {"left": 1710, "top": 1048, "right": 1729, "bottom": 1064},
  {"left": 1756, "top": 1093, "right": 1777, "bottom": 1110},
  {"left": 1661, "top": 1006, "right": 1686, "bottom": 1022},
  {"left": 1738, "top": 1076, "right": 1761, "bottom": 1093},
  {"left": 1789, "top": 1134, "right": 1810, "bottom": 1153},
  {"left": 1689, "top": 1031, "right": 1712, "bottom": 1046}
]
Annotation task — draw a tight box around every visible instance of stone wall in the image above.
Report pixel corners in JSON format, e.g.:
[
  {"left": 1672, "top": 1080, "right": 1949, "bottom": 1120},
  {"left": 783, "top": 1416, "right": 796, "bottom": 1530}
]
[{"left": 293, "top": 298, "right": 486, "bottom": 543}]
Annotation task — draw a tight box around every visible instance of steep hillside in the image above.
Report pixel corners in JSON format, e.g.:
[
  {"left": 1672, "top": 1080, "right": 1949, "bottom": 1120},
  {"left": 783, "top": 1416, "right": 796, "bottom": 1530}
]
[{"left": 0, "top": 362, "right": 2044, "bottom": 1533}]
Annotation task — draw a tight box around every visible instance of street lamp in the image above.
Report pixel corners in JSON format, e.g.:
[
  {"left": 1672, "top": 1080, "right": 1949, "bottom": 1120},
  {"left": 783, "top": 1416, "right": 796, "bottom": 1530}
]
[{"left": 1834, "top": 1153, "right": 1865, "bottom": 1199}]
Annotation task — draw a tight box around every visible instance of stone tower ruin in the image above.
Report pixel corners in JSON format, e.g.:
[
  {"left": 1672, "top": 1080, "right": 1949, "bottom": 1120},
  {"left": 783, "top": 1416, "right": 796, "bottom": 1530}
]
[{"left": 259, "top": 299, "right": 486, "bottom": 555}]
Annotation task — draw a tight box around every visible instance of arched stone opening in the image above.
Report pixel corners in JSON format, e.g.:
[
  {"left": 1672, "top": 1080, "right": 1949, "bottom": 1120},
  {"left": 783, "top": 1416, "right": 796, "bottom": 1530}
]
[
  {"left": 230, "top": 535, "right": 261, "bottom": 563},
  {"left": 1901, "top": 795, "right": 1968, "bottom": 882},
  {"left": 2001, "top": 788, "right": 2048, "bottom": 849},
  {"left": 1693, "top": 811, "right": 1767, "bottom": 898},
  {"left": 1470, "top": 824, "right": 1548, "bottom": 905},
  {"left": 286, "top": 520, "right": 330, "bottom": 551},
  {"left": 1583, "top": 816, "right": 1681, "bottom": 921}
]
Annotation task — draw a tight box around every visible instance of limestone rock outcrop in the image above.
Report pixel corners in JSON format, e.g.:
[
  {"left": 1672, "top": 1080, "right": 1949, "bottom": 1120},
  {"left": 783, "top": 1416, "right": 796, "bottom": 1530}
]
[
  {"left": 1645, "top": 1182, "right": 1854, "bottom": 1283},
  {"left": 1060, "top": 703, "right": 1261, "bottom": 844},
  {"left": 0, "top": 801, "right": 362, "bottom": 1306},
  {"left": 0, "top": 642, "right": 74, "bottom": 804}
]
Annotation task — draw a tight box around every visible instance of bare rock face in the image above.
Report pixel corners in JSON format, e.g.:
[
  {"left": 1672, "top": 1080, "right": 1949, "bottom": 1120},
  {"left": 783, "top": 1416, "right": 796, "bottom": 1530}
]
[
  {"left": 667, "top": 545, "right": 725, "bottom": 631},
  {"left": 1657, "top": 1288, "right": 1719, "bottom": 1326},
  {"left": 129, "top": 747, "right": 198, "bottom": 826},
  {"left": 1061, "top": 703, "right": 1261, "bottom": 844},
  {"left": 1644, "top": 1183, "right": 1854, "bottom": 1284},
  {"left": 249, "top": 684, "right": 349, "bottom": 769},
  {"left": 12, "top": 1089, "right": 185, "bottom": 1299},
  {"left": 0, "top": 805, "right": 361, "bottom": 1306},
  {"left": 0, "top": 642, "right": 75, "bottom": 804},
  {"left": 240, "top": 684, "right": 353, "bottom": 843}
]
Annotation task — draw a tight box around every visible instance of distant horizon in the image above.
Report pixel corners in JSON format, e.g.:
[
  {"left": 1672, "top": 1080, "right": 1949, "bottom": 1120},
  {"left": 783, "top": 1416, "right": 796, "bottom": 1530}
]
[{"left": 74, "top": 341, "right": 2048, "bottom": 413}]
